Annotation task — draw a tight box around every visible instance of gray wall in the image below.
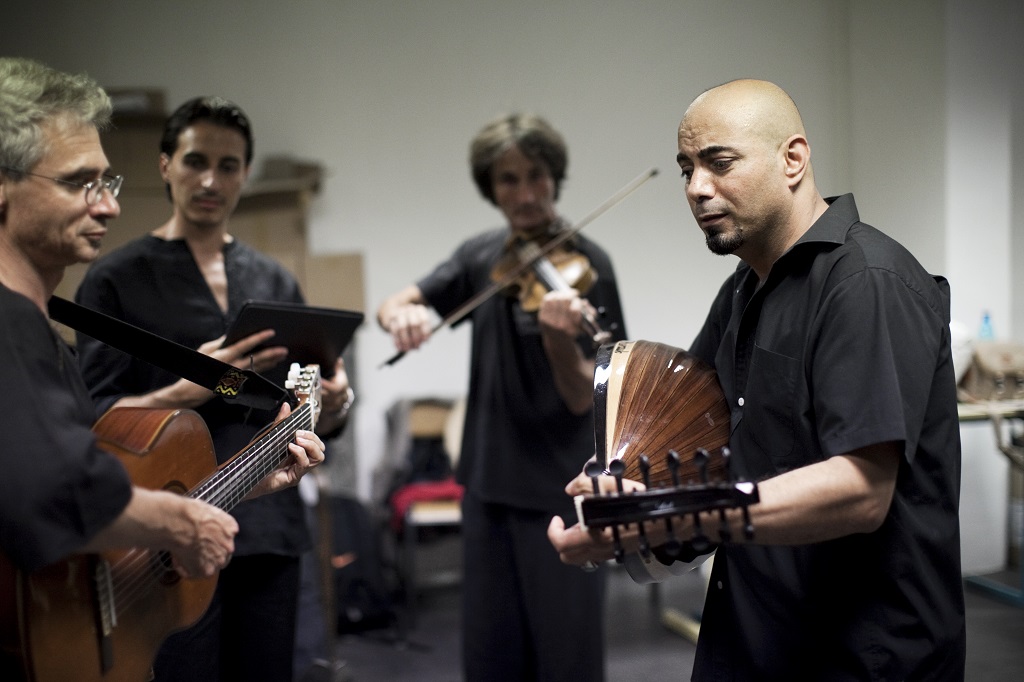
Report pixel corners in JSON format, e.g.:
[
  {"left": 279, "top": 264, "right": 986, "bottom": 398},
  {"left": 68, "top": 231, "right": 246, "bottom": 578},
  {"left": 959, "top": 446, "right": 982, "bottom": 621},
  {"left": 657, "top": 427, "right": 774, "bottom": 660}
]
[{"left": 8, "top": 0, "right": 1023, "bottom": 569}]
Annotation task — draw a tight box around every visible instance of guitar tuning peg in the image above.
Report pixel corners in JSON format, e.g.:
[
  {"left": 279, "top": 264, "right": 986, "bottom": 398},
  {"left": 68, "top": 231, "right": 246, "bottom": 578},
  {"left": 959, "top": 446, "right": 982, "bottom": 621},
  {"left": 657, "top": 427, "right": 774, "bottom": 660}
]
[
  {"left": 721, "top": 446, "right": 733, "bottom": 480},
  {"left": 638, "top": 455, "right": 651, "bottom": 489}
]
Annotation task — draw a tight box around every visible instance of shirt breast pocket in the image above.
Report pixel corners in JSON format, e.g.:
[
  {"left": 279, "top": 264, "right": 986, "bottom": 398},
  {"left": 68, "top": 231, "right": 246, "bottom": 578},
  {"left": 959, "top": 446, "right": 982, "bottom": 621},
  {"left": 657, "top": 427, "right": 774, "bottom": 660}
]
[{"left": 744, "top": 344, "right": 801, "bottom": 469}]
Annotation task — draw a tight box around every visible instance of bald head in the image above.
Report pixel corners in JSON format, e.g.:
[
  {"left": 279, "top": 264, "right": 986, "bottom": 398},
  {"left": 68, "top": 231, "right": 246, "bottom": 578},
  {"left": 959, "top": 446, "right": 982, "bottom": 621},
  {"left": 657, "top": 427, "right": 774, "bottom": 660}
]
[
  {"left": 675, "top": 80, "right": 827, "bottom": 277},
  {"left": 681, "top": 79, "right": 806, "bottom": 156}
]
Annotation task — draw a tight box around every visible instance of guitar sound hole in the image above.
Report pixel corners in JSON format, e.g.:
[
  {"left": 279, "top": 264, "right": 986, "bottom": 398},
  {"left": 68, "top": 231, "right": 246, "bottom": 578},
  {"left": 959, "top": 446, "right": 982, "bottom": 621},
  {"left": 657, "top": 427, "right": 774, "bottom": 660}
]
[{"left": 154, "top": 551, "right": 181, "bottom": 585}]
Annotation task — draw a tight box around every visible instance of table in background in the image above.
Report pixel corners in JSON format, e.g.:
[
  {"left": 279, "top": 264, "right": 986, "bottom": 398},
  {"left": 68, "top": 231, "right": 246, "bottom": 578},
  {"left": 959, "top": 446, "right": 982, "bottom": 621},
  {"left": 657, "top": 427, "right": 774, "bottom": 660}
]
[{"left": 958, "top": 400, "right": 1024, "bottom": 608}]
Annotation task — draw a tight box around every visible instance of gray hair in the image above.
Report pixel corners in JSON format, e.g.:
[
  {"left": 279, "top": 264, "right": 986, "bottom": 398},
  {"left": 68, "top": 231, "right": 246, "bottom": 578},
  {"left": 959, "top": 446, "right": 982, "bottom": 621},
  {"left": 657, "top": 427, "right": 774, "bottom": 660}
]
[{"left": 0, "top": 57, "right": 112, "bottom": 177}]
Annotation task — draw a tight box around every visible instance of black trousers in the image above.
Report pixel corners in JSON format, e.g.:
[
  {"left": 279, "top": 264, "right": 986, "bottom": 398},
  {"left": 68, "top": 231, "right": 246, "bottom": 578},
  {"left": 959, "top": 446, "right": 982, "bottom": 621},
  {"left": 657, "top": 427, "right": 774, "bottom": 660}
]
[
  {"left": 460, "top": 494, "right": 606, "bottom": 682},
  {"left": 152, "top": 553, "right": 301, "bottom": 682}
]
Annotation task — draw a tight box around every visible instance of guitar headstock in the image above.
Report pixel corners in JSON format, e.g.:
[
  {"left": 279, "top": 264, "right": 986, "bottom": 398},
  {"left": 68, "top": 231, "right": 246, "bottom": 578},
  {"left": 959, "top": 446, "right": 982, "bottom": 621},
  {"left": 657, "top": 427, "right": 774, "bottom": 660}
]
[
  {"left": 285, "top": 363, "right": 323, "bottom": 428},
  {"left": 574, "top": 447, "right": 759, "bottom": 564}
]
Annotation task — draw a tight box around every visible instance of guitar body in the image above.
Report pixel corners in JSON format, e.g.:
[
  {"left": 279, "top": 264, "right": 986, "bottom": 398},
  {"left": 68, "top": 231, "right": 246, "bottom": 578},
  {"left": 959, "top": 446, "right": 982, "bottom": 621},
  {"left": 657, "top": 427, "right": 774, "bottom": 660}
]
[
  {"left": 4, "top": 365, "right": 322, "bottom": 682},
  {"left": 9, "top": 408, "right": 218, "bottom": 682}
]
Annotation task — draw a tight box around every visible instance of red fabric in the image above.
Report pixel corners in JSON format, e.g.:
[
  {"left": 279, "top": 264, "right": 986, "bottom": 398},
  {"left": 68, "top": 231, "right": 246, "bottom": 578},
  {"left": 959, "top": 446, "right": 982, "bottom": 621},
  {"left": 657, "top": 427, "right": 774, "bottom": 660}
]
[{"left": 388, "top": 477, "right": 465, "bottom": 532}]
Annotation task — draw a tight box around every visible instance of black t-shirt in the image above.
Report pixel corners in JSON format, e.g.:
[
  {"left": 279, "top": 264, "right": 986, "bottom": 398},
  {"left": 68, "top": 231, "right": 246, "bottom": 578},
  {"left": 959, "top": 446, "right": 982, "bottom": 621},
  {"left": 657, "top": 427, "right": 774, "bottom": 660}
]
[
  {"left": 75, "top": 235, "right": 310, "bottom": 557},
  {"left": 0, "top": 284, "right": 131, "bottom": 571},
  {"left": 418, "top": 227, "right": 627, "bottom": 514},
  {"left": 689, "top": 195, "right": 966, "bottom": 680}
]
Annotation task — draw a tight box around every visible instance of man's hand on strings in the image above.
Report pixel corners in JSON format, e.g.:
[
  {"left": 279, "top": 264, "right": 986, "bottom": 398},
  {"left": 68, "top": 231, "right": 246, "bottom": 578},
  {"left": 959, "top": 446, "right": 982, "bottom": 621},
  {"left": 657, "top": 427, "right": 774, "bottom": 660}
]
[{"left": 246, "top": 401, "right": 326, "bottom": 499}]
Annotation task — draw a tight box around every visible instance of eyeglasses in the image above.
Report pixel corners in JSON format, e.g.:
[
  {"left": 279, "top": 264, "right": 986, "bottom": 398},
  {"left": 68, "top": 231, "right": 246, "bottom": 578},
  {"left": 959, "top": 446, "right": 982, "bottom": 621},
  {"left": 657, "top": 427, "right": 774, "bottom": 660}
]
[{"left": 0, "top": 166, "right": 123, "bottom": 205}]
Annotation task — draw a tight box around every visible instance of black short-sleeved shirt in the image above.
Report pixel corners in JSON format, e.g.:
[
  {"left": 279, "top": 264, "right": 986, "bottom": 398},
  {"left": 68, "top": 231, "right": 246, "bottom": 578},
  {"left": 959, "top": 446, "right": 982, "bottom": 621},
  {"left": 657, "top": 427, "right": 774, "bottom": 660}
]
[
  {"left": 417, "top": 228, "right": 627, "bottom": 513},
  {"left": 75, "top": 235, "right": 310, "bottom": 557},
  {"left": 0, "top": 284, "right": 132, "bottom": 571},
  {"left": 689, "top": 195, "right": 966, "bottom": 680}
]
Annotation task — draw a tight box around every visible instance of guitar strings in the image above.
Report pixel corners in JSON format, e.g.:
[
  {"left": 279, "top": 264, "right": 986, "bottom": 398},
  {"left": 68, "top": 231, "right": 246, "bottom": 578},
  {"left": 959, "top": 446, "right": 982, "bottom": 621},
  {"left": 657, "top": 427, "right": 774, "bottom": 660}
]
[
  {"left": 104, "top": 396, "right": 317, "bottom": 620},
  {"left": 107, "top": 407, "right": 311, "bottom": 616}
]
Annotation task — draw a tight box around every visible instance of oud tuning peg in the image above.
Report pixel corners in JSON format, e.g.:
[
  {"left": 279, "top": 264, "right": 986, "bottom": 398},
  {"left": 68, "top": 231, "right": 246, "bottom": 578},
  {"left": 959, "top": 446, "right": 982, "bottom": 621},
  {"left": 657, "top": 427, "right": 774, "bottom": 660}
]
[
  {"left": 721, "top": 446, "right": 733, "bottom": 480},
  {"left": 630, "top": 460, "right": 651, "bottom": 556},
  {"left": 717, "top": 507, "right": 732, "bottom": 543},
  {"left": 607, "top": 459, "right": 626, "bottom": 494},
  {"left": 636, "top": 521, "right": 651, "bottom": 558},
  {"left": 695, "top": 448, "right": 710, "bottom": 484},
  {"left": 638, "top": 455, "right": 652, "bottom": 488},
  {"left": 584, "top": 461, "right": 604, "bottom": 495},
  {"left": 662, "top": 516, "right": 682, "bottom": 558},
  {"left": 717, "top": 518, "right": 732, "bottom": 542},
  {"left": 667, "top": 449, "right": 682, "bottom": 487},
  {"left": 690, "top": 518, "right": 711, "bottom": 554},
  {"left": 741, "top": 504, "right": 755, "bottom": 541},
  {"left": 611, "top": 525, "right": 625, "bottom": 564}
]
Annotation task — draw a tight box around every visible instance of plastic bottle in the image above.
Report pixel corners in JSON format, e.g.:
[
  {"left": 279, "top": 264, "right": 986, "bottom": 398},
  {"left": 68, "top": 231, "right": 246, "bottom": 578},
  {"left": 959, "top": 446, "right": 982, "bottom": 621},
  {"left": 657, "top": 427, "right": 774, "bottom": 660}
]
[{"left": 979, "top": 311, "right": 994, "bottom": 341}]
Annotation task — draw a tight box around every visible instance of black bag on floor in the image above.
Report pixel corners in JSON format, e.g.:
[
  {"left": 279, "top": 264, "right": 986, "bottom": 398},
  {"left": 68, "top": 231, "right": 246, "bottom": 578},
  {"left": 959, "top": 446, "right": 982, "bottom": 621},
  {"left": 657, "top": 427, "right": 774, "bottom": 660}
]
[{"left": 324, "top": 495, "right": 398, "bottom": 634}]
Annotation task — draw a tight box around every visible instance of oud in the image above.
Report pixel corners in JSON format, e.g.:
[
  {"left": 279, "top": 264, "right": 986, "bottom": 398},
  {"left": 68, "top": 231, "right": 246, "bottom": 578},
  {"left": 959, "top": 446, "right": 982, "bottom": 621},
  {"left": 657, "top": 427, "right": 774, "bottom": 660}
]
[
  {"left": 0, "top": 364, "right": 320, "bottom": 682},
  {"left": 577, "top": 340, "right": 758, "bottom": 580}
]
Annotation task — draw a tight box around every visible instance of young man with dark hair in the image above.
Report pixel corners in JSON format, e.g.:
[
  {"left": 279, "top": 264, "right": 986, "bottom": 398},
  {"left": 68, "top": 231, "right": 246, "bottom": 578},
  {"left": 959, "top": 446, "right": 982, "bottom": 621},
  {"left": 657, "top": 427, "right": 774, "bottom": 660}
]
[{"left": 75, "top": 96, "right": 350, "bottom": 682}]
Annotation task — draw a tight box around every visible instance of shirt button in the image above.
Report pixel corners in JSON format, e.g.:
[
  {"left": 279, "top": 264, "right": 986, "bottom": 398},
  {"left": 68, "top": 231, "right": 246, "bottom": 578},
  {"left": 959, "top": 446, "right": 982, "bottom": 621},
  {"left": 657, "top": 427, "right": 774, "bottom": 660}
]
[
  {"left": 717, "top": 581, "right": 724, "bottom": 590},
  {"left": 738, "top": 397, "right": 745, "bottom": 407}
]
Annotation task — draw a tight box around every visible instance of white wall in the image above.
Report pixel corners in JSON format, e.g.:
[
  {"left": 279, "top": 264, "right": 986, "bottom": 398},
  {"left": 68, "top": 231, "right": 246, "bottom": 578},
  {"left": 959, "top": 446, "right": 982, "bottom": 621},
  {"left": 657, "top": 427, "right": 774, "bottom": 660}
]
[
  {"left": 8, "top": 3, "right": 1023, "bottom": 574},
  {"left": 942, "top": 0, "right": 1024, "bottom": 573},
  {"left": 848, "top": 1, "right": 947, "bottom": 273},
  {"left": 8, "top": 0, "right": 853, "bottom": 497}
]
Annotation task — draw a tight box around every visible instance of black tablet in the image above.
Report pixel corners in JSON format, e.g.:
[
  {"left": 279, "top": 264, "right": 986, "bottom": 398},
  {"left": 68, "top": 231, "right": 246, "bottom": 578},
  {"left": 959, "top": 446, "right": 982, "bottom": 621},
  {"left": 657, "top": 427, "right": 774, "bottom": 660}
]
[{"left": 223, "top": 300, "right": 364, "bottom": 372}]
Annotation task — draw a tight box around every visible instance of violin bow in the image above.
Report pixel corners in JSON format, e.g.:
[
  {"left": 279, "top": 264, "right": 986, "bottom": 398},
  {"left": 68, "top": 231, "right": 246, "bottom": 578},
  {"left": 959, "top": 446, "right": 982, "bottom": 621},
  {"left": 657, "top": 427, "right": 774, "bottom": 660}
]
[{"left": 380, "top": 167, "right": 659, "bottom": 368}]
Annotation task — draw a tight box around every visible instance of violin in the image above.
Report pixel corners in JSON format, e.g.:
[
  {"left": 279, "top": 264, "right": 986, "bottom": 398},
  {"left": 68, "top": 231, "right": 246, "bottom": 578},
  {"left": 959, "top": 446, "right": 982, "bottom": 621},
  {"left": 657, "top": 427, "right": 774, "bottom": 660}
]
[
  {"left": 380, "top": 167, "right": 657, "bottom": 368},
  {"left": 490, "top": 232, "right": 613, "bottom": 347}
]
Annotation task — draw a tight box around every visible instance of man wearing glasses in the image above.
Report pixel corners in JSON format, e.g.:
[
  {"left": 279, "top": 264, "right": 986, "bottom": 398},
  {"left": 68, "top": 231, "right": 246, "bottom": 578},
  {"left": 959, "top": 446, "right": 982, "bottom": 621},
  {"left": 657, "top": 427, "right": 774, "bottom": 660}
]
[{"left": 0, "top": 57, "right": 326, "bottom": 680}]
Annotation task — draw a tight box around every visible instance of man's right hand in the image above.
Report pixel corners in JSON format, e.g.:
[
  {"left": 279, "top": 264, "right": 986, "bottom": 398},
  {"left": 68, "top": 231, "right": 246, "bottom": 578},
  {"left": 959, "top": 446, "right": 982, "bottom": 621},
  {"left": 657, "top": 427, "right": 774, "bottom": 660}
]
[
  {"left": 383, "top": 302, "right": 434, "bottom": 352},
  {"left": 83, "top": 487, "right": 239, "bottom": 577},
  {"left": 163, "top": 493, "right": 239, "bottom": 578}
]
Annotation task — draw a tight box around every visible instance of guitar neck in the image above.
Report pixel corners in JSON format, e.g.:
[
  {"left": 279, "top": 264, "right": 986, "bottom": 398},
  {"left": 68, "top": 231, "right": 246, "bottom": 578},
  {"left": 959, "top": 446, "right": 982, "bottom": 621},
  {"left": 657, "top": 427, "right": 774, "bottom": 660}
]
[{"left": 188, "top": 403, "right": 314, "bottom": 512}]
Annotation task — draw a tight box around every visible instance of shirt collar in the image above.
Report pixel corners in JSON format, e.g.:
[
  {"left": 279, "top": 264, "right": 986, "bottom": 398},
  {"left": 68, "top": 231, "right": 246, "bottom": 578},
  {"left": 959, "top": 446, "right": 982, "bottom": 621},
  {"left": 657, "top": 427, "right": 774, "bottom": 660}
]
[
  {"left": 791, "top": 193, "right": 859, "bottom": 249},
  {"left": 740, "top": 193, "right": 859, "bottom": 289}
]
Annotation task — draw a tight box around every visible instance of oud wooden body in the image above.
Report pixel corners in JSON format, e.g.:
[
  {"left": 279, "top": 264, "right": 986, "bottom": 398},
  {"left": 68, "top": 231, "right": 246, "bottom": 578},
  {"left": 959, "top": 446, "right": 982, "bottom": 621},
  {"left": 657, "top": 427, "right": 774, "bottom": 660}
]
[
  {"left": 595, "top": 340, "right": 731, "bottom": 486},
  {"left": 7, "top": 408, "right": 218, "bottom": 682}
]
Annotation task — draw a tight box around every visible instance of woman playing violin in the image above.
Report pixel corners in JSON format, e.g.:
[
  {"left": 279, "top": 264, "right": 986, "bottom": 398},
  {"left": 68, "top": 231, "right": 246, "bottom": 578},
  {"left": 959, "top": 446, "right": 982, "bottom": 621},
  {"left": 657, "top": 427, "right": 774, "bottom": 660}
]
[{"left": 377, "top": 113, "right": 627, "bottom": 682}]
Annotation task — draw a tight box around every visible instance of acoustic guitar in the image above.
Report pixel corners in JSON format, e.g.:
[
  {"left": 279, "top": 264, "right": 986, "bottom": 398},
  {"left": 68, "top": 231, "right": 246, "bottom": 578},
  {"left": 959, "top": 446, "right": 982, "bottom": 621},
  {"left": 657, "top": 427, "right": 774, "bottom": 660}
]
[{"left": 0, "top": 364, "right": 320, "bottom": 682}]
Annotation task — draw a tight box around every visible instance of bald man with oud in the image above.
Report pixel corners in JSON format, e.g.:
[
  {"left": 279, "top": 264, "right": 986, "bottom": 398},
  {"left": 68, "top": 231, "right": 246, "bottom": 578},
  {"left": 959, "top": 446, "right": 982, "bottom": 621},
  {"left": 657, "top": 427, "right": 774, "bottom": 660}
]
[{"left": 548, "top": 79, "right": 965, "bottom": 680}]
